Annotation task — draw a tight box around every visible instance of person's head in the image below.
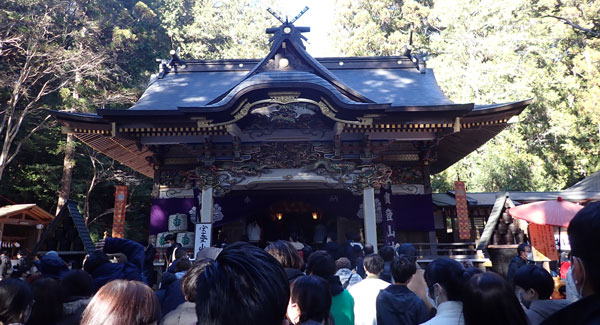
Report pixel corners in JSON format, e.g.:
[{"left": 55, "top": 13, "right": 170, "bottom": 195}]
[
  {"left": 265, "top": 240, "right": 303, "bottom": 270},
  {"left": 464, "top": 267, "right": 483, "bottom": 280},
  {"left": 568, "top": 201, "right": 600, "bottom": 297},
  {"left": 81, "top": 280, "right": 160, "bottom": 325},
  {"left": 363, "top": 254, "right": 384, "bottom": 276},
  {"left": 335, "top": 257, "right": 352, "bottom": 271},
  {"left": 0, "top": 279, "right": 33, "bottom": 325},
  {"left": 396, "top": 243, "right": 417, "bottom": 264},
  {"left": 391, "top": 256, "right": 416, "bottom": 284},
  {"left": 174, "top": 257, "right": 192, "bottom": 273},
  {"left": 181, "top": 259, "right": 211, "bottom": 302},
  {"left": 424, "top": 258, "right": 466, "bottom": 306},
  {"left": 517, "top": 243, "right": 531, "bottom": 261},
  {"left": 165, "top": 234, "right": 176, "bottom": 245},
  {"left": 379, "top": 246, "right": 395, "bottom": 262},
  {"left": 173, "top": 247, "right": 187, "bottom": 260},
  {"left": 345, "top": 231, "right": 357, "bottom": 242},
  {"left": 287, "top": 276, "right": 331, "bottom": 325},
  {"left": 195, "top": 242, "right": 289, "bottom": 325},
  {"left": 27, "top": 278, "right": 63, "bottom": 325},
  {"left": 306, "top": 251, "right": 335, "bottom": 278},
  {"left": 463, "top": 272, "right": 528, "bottom": 325},
  {"left": 363, "top": 244, "right": 374, "bottom": 255},
  {"left": 60, "top": 270, "right": 94, "bottom": 299},
  {"left": 513, "top": 265, "right": 554, "bottom": 307},
  {"left": 0, "top": 250, "right": 7, "bottom": 256}
]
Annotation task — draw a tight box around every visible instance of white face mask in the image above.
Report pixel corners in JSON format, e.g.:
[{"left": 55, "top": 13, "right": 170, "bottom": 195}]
[
  {"left": 428, "top": 284, "right": 440, "bottom": 308},
  {"left": 526, "top": 252, "right": 534, "bottom": 261}
]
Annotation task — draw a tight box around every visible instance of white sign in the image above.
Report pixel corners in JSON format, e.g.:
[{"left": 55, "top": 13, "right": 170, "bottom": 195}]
[{"left": 194, "top": 223, "right": 212, "bottom": 257}]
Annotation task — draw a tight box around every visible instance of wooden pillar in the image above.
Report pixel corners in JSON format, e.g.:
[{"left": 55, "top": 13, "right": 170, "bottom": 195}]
[
  {"left": 363, "top": 187, "right": 378, "bottom": 253},
  {"left": 195, "top": 186, "right": 214, "bottom": 256},
  {"left": 200, "top": 186, "right": 214, "bottom": 223}
]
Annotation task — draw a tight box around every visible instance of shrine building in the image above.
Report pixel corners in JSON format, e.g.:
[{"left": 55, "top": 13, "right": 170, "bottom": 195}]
[{"left": 51, "top": 19, "right": 530, "bottom": 255}]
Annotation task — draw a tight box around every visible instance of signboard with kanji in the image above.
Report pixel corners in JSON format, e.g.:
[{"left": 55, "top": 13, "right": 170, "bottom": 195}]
[
  {"left": 455, "top": 181, "right": 471, "bottom": 240},
  {"left": 112, "top": 185, "right": 128, "bottom": 238},
  {"left": 194, "top": 223, "right": 212, "bottom": 256},
  {"left": 529, "top": 223, "right": 558, "bottom": 261}
]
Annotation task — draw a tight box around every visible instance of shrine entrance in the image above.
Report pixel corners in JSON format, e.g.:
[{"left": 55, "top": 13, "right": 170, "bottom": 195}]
[{"left": 211, "top": 189, "right": 363, "bottom": 247}]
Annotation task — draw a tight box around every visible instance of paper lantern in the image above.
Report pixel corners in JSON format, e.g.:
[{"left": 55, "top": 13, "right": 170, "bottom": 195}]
[{"left": 168, "top": 213, "right": 188, "bottom": 231}]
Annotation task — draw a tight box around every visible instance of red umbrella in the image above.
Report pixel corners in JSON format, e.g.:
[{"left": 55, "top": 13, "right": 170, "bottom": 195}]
[{"left": 507, "top": 197, "right": 583, "bottom": 227}]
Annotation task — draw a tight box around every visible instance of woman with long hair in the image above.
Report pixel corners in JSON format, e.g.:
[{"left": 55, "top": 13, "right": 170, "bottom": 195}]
[
  {"left": 80, "top": 280, "right": 160, "bottom": 325},
  {"left": 462, "top": 272, "right": 528, "bottom": 325},
  {"left": 287, "top": 275, "right": 332, "bottom": 325}
]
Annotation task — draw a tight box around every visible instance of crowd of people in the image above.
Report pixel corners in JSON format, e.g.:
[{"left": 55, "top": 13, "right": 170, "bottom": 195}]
[{"left": 0, "top": 201, "right": 598, "bottom": 325}]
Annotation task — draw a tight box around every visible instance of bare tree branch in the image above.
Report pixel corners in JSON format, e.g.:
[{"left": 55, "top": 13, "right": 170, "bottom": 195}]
[{"left": 543, "top": 15, "right": 600, "bottom": 38}]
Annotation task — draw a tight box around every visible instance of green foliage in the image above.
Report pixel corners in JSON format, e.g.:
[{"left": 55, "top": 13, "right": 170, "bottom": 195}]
[
  {"left": 334, "top": 0, "right": 600, "bottom": 192},
  {"left": 152, "top": 0, "right": 273, "bottom": 59}
]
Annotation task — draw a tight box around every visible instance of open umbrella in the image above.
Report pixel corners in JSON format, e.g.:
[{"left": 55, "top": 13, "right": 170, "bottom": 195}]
[{"left": 507, "top": 197, "right": 583, "bottom": 227}]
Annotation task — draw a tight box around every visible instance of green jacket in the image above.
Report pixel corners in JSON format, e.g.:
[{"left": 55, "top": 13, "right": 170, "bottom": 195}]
[{"left": 331, "top": 289, "right": 355, "bottom": 325}]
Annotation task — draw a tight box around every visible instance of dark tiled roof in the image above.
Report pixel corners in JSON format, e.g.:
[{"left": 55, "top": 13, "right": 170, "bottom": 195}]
[{"left": 129, "top": 66, "right": 453, "bottom": 110}]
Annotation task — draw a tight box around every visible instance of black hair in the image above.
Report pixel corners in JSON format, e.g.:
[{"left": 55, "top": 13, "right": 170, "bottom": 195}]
[
  {"left": 464, "top": 267, "right": 483, "bottom": 280},
  {"left": 165, "top": 234, "right": 176, "bottom": 242},
  {"left": 0, "top": 279, "right": 33, "bottom": 324},
  {"left": 195, "top": 242, "right": 289, "bottom": 325},
  {"left": 174, "top": 257, "right": 192, "bottom": 273},
  {"left": 173, "top": 247, "right": 188, "bottom": 260},
  {"left": 513, "top": 265, "right": 554, "bottom": 300},
  {"left": 391, "top": 256, "right": 416, "bottom": 284},
  {"left": 363, "top": 244, "right": 374, "bottom": 255},
  {"left": 60, "top": 270, "right": 94, "bottom": 299},
  {"left": 290, "top": 276, "right": 331, "bottom": 324},
  {"left": 265, "top": 240, "right": 303, "bottom": 269},
  {"left": 306, "top": 251, "right": 335, "bottom": 278},
  {"left": 396, "top": 243, "right": 417, "bottom": 261},
  {"left": 517, "top": 243, "right": 530, "bottom": 254},
  {"left": 363, "top": 254, "right": 384, "bottom": 275},
  {"left": 463, "top": 272, "right": 528, "bottom": 325},
  {"left": 28, "top": 278, "right": 63, "bottom": 325},
  {"left": 568, "top": 201, "right": 600, "bottom": 293},
  {"left": 379, "top": 246, "right": 395, "bottom": 262},
  {"left": 182, "top": 259, "right": 211, "bottom": 302},
  {"left": 424, "top": 257, "right": 466, "bottom": 301}
]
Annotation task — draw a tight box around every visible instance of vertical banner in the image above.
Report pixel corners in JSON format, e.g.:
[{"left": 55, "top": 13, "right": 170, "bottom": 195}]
[
  {"left": 529, "top": 223, "right": 558, "bottom": 261},
  {"left": 112, "top": 185, "right": 128, "bottom": 238},
  {"left": 454, "top": 181, "right": 471, "bottom": 240},
  {"left": 380, "top": 185, "right": 396, "bottom": 246},
  {"left": 194, "top": 223, "right": 212, "bottom": 257}
]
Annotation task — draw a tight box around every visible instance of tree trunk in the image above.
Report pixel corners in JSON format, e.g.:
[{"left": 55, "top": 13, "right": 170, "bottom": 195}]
[{"left": 55, "top": 133, "right": 75, "bottom": 215}]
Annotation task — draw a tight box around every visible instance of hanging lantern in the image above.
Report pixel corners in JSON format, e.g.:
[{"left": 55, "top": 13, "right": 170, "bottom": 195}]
[
  {"left": 312, "top": 212, "right": 319, "bottom": 220},
  {"left": 276, "top": 213, "right": 283, "bottom": 221}
]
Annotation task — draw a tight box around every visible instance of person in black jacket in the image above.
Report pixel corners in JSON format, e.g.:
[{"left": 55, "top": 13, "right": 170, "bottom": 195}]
[
  {"left": 376, "top": 256, "right": 430, "bottom": 325},
  {"left": 507, "top": 243, "right": 532, "bottom": 283},
  {"left": 542, "top": 202, "right": 600, "bottom": 325},
  {"left": 83, "top": 237, "right": 145, "bottom": 291}
]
